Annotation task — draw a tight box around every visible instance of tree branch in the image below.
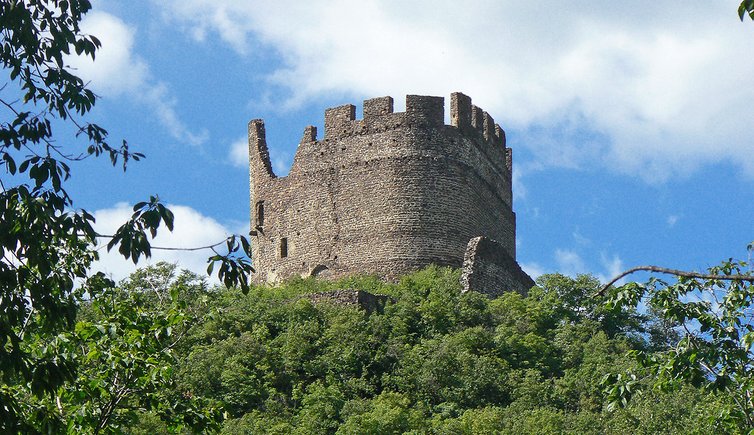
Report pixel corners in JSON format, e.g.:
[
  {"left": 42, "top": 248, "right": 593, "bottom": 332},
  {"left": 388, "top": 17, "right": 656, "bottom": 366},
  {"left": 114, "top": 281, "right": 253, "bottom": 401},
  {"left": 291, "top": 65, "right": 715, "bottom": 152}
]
[
  {"left": 94, "top": 234, "right": 232, "bottom": 252},
  {"left": 597, "top": 265, "right": 754, "bottom": 296}
]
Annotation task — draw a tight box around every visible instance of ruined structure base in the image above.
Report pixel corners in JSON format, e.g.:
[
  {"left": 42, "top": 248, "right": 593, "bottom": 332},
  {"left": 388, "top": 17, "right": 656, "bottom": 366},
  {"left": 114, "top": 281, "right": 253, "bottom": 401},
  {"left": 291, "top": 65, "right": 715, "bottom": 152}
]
[{"left": 460, "top": 236, "right": 534, "bottom": 296}]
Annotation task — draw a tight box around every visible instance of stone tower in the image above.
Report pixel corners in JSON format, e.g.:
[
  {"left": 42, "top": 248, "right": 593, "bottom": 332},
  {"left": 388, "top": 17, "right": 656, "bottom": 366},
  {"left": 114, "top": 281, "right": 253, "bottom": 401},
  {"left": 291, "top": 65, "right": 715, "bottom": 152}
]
[{"left": 248, "top": 92, "right": 533, "bottom": 296}]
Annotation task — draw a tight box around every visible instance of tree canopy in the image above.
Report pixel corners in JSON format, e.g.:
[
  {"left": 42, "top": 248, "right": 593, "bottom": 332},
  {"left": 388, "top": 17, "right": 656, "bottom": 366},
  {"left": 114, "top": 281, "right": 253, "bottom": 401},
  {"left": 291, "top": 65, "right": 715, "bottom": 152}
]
[
  {"left": 112, "top": 265, "right": 733, "bottom": 434},
  {"left": 0, "top": 0, "right": 250, "bottom": 430},
  {"left": 604, "top": 247, "right": 754, "bottom": 429},
  {"left": 8, "top": 261, "right": 741, "bottom": 433}
]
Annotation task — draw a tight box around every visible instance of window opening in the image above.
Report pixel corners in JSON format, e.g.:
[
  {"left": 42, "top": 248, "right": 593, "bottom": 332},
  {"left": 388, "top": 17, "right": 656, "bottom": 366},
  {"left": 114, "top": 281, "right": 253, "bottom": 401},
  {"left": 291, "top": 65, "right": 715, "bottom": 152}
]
[
  {"left": 254, "top": 201, "right": 264, "bottom": 228},
  {"left": 280, "top": 237, "right": 288, "bottom": 258}
]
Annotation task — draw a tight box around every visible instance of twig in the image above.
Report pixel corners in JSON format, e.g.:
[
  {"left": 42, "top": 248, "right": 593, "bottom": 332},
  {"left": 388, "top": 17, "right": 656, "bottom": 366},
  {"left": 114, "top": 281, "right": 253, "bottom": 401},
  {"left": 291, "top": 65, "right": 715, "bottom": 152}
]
[{"left": 94, "top": 234, "right": 231, "bottom": 252}]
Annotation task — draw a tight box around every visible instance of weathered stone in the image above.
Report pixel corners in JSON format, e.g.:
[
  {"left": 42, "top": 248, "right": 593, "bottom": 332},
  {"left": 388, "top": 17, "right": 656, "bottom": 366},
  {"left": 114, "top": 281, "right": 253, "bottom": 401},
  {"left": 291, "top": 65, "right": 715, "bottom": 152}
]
[
  {"left": 460, "top": 236, "right": 535, "bottom": 296},
  {"left": 300, "top": 289, "right": 391, "bottom": 313},
  {"left": 248, "top": 92, "right": 533, "bottom": 296}
]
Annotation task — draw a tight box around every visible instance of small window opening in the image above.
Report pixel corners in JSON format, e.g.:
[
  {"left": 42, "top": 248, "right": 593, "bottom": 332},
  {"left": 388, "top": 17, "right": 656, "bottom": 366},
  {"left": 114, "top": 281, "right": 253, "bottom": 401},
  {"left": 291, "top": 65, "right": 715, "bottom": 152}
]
[
  {"left": 280, "top": 237, "right": 288, "bottom": 258},
  {"left": 254, "top": 201, "right": 264, "bottom": 228}
]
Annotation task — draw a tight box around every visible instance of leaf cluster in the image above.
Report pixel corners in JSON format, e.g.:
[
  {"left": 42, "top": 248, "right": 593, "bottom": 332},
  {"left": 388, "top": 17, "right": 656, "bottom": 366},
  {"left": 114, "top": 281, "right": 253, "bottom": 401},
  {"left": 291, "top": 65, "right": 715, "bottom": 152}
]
[
  {"left": 741, "top": 0, "right": 754, "bottom": 21},
  {"left": 605, "top": 252, "right": 754, "bottom": 431},
  {"left": 3, "top": 263, "right": 223, "bottom": 433}
]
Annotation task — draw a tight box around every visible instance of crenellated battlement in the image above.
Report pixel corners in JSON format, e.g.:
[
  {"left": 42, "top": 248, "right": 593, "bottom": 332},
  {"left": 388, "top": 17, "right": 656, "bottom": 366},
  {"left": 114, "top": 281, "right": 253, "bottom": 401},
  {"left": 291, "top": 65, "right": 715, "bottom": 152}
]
[
  {"left": 318, "top": 93, "right": 505, "bottom": 148},
  {"left": 250, "top": 93, "right": 511, "bottom": 183},
  {"left": 450, "top": 93, "right": 505, "bottom": 148}
]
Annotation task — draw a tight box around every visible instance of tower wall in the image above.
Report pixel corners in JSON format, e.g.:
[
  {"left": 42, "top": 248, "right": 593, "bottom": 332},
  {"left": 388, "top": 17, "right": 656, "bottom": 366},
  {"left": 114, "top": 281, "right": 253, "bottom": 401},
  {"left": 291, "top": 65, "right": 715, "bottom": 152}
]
[{"left": 248, "top": 92, "right": 529, "bottom": 292}]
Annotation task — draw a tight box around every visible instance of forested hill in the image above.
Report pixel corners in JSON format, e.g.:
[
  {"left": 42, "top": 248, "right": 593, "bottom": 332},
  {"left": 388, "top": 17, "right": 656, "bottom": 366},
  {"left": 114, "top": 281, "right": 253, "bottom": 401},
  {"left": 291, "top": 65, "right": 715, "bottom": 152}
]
[{"left": 105, "top": 264, "right": 727, "bottom": 434}]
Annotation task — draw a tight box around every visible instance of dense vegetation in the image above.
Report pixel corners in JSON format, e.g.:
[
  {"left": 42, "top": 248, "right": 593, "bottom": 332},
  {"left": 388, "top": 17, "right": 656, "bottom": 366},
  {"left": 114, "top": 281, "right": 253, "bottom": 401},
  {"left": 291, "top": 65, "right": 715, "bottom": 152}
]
[
  {"left": 2, "top": 1, "right": 751, "bottom": 432},
  {"left": 0, "top": 2, "right": 250, "bottom": 428},
  {"left": 95, "top": 263, "right": 730, "bottom": 434}
]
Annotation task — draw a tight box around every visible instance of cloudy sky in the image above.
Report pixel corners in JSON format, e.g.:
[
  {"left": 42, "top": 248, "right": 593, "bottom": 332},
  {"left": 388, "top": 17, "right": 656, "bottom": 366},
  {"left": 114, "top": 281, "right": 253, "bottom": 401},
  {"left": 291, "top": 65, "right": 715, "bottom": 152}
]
[{"left": 58, "top": 0, "right": 753, "bottom": 283}]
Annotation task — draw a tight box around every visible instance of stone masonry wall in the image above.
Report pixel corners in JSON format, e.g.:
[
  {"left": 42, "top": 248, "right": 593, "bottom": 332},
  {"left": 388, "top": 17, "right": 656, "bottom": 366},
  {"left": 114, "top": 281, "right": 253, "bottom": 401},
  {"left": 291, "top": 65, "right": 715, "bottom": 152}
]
[
  {"left": 248, "top": 92, "right": 531, "bottom": 294},
  {"left": 301, "top": 289, "right": 391, "bottom": 313},
  {"left": 460, "top": 236, "right": 535, "bottom": 296}
]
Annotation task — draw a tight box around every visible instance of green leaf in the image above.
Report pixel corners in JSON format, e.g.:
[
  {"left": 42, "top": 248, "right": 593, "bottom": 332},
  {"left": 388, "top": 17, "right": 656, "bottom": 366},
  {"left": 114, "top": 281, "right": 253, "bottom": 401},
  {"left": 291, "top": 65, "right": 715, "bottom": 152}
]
[
  {"left": 170, "top": 285, "right": 179, "bottom": 302},
  {"left": 3, "top": 153, "right": 17, "bottom": 174}
]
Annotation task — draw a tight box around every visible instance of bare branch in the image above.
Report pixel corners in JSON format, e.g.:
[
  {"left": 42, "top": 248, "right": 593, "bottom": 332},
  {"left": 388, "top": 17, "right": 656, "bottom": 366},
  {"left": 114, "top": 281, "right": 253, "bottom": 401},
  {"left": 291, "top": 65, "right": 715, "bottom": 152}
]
[
  {"left": 597, "top": 265, "right": 754, "bottom": 296},
  {"left": 94, "top": 234, "right": 234, "bottom": 253}
]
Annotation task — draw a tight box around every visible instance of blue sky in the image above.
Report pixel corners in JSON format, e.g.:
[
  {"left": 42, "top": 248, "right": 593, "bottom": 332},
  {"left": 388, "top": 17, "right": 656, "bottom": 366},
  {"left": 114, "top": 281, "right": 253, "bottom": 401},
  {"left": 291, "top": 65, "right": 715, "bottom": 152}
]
[{"left": 57, "top": 0, "right": 754, "bottom": 283}]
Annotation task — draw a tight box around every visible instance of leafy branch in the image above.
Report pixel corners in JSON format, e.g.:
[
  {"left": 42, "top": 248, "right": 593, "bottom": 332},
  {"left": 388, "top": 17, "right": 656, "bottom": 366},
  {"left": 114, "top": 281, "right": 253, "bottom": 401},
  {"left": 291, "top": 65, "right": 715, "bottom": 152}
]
[
  {"left": 597, "top": 265, "right": 754, "bottom": 297},
  {"left": 0, "top": 1, "right": 248, "bottom": 430},
  {"left": 602, "top": 251, "right": 754, "bottom": 430}
]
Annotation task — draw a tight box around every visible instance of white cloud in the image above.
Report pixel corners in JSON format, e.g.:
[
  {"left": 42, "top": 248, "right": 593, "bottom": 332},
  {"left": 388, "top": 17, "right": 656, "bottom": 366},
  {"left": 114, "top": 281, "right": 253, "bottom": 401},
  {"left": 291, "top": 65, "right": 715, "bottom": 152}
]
[
  {"left": 229, "top": 137, "right": 248, "bottom": 167},
  {"left": 554, "top": 248, "right": 625, "bottom": 284},
  {"left": 144, "top": 84, "right": 208, "bottom": 147},
  {"left": 597, "top": 253, "right": 625, "bottom": 285},
  {"left": 520, "top": 262, "right": 546, "bottom": 280},
  {"left": 66, "top": 11, "right": 148, "bottom": 95},
  {"left": 67, "top": 11, "right": 207, "bottom": 147},
  {"left": 230, "top": 135, "right": 292, "bottom": 175},
  {"left": 91, "top": 203, "right": 236, "bottom": 283},
  {"left": 154, "top": 1, "right": 754, "bottom": 181},
  {"left": 572, "top": 230, "right": 591, "bottom": 246},
  {"left": 555, "top": 248, "right": 587, "bottom": 276},
  {"left": 667, "top": 215, "right": 680, "bottom": 227}
]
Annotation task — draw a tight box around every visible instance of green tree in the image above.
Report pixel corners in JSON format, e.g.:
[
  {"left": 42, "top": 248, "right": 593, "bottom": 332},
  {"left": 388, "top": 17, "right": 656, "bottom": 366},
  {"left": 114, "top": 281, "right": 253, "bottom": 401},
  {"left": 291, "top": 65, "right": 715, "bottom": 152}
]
[
  {"left": 2, "top": 264, "right": 223, "bottom": 432},
  {"left": 0, "top": 0, "right": 250, "bottom": 430},
  {"left": 168, "top": 266, "right": 719, "bottom": 433},
  {"left": 603, "top": 248, "right": 754, "bottom": 431},
  {"left": 337, "top": 391, "right": 427, "bottom": 434}
]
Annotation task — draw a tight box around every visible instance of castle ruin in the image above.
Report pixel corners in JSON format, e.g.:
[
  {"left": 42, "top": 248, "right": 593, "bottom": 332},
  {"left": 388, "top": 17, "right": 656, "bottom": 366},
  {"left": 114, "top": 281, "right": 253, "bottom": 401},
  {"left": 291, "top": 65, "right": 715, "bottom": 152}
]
[{"left": 248, "top": 92, "right": 533, "bottom": 296}]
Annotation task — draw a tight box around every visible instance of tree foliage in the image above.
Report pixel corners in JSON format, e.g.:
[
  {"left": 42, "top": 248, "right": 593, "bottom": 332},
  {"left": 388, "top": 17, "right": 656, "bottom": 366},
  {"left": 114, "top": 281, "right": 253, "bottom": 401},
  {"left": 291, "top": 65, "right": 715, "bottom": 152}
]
[
  {"left": 131, "top": 266, "right": 726, "bottom": 434},
  {"left": 3, "top": 264, "right": 222, "bottom": 433},
  {"left": 741, "top": 0, "right": 754, "bottom": 21},
  {"left": 0, "top": 0, "right": 250, "bottom": 430},
  {"left": 5, "top": 261, "right": 730, "bottom": 433},
  {"left": 605, "top": 247, "right": 754, "bottom": 431}
]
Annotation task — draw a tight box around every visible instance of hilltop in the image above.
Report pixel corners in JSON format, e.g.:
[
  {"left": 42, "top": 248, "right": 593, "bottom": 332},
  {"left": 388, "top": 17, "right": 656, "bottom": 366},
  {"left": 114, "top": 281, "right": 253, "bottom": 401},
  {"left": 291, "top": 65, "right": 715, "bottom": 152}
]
[{"left": 119, "top": 264, "right": 728, "bottom": 434}]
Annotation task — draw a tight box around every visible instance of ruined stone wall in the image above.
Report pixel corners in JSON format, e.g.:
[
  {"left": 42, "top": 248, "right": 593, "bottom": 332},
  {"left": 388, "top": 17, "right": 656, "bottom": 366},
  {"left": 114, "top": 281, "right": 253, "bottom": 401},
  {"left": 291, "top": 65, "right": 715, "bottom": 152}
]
[
  {"left": 460, "top": 236, "right": 535, "bottom": 296},
  {"left": 248, "top": 92, "right": 525, "bottom": 288},
  {"left": 300, "top": 289, "right": 391, "bottom": 313}
]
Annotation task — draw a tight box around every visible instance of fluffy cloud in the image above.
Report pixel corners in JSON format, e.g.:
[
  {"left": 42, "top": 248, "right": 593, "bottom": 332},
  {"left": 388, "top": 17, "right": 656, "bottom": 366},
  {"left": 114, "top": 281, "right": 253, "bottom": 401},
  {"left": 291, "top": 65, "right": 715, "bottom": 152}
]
[
  {"left": 67, "top": 11, "right": 207, "bottom": 146},
  {"left": 66, "top": 11, "right": 148, "bottom": 95},
  {"left": 91, "top": 203, "right": 236, "bottom": 283},
  {"left": 154, "top": 1, "right": 754, "bottom": 181},
  {"left": 230, "top": 136, "right": 292, "bottom": 175},
  {"left": 555, "top": 248, "right": 588, "bottom": 276},
  {"left": 553, "top": 248, "right": 625, "bottom": 284},
  {"left": 598, "top": 253, "right": 625, "bottom": 286},
  {"left": 229, "top": 137, "right": 248, "bottom": 168}
]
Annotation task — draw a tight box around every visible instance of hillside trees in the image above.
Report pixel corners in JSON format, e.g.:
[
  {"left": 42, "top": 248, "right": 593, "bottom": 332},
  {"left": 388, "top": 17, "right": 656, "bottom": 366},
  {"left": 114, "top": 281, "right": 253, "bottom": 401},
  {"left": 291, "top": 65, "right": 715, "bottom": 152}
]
[
  {"left": 156, "top": 266, "right": 725, "bottom": 433},
  {"left": 6, "top": 259, "right": 727, "bottom": 433},
  {"left": 0, "top": 0, "right": 249, "bottom": 430}
]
